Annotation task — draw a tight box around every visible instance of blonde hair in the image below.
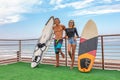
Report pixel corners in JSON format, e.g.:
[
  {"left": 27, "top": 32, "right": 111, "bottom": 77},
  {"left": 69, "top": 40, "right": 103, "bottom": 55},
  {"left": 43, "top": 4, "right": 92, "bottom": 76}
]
[{"left": 68, "top": 20, "right": 75, "bottom": 28}]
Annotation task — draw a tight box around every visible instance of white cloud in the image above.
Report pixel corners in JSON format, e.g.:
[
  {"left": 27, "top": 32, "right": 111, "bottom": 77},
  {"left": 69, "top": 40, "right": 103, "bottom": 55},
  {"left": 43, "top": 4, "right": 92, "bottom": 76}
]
[
  {"left": 0, "top": 0, "right": 120, "bottom": 24},
  {"left": 52, "top": 0, "right": 120, "bottom": 10},
  {"left": 53, "top": 0, "right": 94, "bottom": 10},
  {"left": 71, "top": 4, "right": 120, "bottom": 16},
  {"left": 103, "top": 0, "right": 112, "bottom": 3},
  {"left": 0, "top": 15, "right": 21, "bottom": 24},
  {"left": 0, "top": 0, "right": 42, "bottom": 25},
  {"left": 50, "top": 0, "right": 63, "bottom": 5}
]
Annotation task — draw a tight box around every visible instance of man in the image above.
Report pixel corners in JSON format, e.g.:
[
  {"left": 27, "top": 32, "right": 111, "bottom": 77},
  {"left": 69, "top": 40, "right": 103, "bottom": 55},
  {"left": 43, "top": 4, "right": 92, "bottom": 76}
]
[{"left": 53, "top": 18, "right": 65, "bottom": 67}]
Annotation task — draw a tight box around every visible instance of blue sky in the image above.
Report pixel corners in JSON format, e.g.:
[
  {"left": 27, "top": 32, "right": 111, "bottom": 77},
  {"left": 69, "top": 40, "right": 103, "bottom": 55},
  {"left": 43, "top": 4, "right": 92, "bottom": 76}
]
[{"left": 0, "top": 0, "right": 120, "bottom": 39}]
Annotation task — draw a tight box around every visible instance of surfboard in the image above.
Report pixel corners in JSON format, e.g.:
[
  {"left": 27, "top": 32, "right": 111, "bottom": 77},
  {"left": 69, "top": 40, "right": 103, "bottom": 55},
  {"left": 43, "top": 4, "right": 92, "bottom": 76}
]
[
  {"left": 31, "top": 16, "right": 54, "bottom": 68},
  {"left": 78, "top": 19, "right": 98, "bottom": 72}
]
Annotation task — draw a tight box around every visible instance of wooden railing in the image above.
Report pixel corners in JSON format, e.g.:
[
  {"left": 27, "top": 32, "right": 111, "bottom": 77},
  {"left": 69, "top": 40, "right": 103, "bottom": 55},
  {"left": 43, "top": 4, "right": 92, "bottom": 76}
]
[{"left": 0, "top": 34, "right": 120, "bottom": 70}]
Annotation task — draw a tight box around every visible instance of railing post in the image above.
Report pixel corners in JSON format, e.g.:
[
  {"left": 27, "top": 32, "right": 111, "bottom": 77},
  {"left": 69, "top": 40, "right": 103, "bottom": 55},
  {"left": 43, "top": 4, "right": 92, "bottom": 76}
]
[
  {"left": 17, "top": 51, "right": 20, "bottom": 62},
  {"left": 101, "top": 36, "right": 105, "bottom": 70},
  {"left": 65, "top": 38, "right": 67, "bottom": 67},
  {"left": 18, "top": 40, "right": 21, "bottom": 62}
]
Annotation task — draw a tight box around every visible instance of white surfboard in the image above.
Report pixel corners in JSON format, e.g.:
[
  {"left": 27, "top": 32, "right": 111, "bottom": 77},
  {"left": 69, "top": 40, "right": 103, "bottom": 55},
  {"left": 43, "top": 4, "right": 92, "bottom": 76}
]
[{"left": 31, "top": 16, "right": 54, "bottom": 68}]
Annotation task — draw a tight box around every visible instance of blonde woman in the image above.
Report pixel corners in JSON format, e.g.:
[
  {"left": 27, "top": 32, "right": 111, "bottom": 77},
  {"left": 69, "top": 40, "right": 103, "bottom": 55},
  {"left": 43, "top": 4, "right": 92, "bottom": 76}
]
[{"left": 65, "top": 20, "right": 79, "bottom": 69}]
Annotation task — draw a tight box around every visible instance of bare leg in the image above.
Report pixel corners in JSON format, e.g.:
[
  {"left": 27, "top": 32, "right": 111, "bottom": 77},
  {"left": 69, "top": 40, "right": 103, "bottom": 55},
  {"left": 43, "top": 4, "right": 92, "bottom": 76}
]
[
  {"left": 68, "top": 51, "right": 72, "bottom": 60},
  {"left": 68, "top": 44, "right": 72, "bottom": 60},
  {"left": 59, "top": 49, "right": 65, "bottom": 58},
  {"left": 55, "top": 54, "right": 59, "bottom": 67},
  {"left": 70, "top": 44, "right": 76, "bottom": 69}
]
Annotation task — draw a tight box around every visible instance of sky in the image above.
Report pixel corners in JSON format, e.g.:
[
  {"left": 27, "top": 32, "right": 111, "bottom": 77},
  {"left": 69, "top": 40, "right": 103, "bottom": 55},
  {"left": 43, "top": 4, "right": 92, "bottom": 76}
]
[{"left": 0, "top": 0, "right": 120, "bottom": 39}]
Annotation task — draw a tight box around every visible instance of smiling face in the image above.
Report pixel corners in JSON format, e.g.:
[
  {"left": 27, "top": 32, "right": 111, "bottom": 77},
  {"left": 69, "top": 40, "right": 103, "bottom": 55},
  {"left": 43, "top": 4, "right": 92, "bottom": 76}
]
[
  {"left": 54, "top": 18, "right": 60, "bottom": 25},
  {"left": 69, "top": 20, "right": 74, "bottom": 28}
]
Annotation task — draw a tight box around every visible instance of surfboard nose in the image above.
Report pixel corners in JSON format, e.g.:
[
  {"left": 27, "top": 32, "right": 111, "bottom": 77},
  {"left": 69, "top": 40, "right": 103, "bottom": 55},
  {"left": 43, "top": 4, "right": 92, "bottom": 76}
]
[{"left": 31, "top": 62, "right": 37, "bottom": 68}]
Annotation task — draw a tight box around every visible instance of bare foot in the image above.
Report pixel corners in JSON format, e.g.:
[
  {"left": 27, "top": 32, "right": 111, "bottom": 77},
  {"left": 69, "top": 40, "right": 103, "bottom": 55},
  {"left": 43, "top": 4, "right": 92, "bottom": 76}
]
[
  {"left": 55, "top": 65, "right": 59, "bottom": 67},
  {"left": 70, "top": 66, "right": 73, "bottom": 70}
]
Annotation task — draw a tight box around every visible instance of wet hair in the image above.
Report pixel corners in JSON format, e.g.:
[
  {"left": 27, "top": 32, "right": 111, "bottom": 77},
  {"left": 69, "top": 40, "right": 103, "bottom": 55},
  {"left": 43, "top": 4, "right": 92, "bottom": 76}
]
[
  {"left": 68, "top": 20, "right": 75, "bottom": 28},
  {"left": 54, "top": 18, "right": 60, "bottom": 24}
]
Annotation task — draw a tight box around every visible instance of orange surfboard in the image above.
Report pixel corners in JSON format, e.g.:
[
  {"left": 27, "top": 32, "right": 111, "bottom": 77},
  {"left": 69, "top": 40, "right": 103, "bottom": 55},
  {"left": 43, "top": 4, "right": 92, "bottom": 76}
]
[{"left": 78, "top": 20, "right": 98, "bottom": 72}]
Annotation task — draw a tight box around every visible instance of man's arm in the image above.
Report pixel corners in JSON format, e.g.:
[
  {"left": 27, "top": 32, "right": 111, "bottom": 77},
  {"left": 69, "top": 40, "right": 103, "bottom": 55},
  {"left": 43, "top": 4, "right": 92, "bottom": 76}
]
[{"left": 62, "top": 25, "right": 66, "bottom": 30}]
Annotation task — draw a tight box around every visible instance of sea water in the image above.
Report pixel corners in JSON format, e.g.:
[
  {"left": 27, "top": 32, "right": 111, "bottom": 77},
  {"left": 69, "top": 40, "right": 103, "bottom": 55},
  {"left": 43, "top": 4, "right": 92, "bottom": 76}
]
[{"left": 0, "top": 37, "right": 120, "bottom": 60}]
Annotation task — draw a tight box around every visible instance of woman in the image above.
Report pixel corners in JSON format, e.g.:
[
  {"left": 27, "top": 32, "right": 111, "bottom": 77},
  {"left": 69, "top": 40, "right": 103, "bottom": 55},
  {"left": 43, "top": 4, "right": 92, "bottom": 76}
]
[{"left": 65, "top": 20, "right": 79, "bottom": 69}]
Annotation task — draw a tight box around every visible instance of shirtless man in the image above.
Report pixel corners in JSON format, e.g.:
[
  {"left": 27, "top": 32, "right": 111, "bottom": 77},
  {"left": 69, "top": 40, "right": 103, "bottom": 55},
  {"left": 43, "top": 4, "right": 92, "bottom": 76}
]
[{"left": 53, "top": 18, "right": 65, "bottom": 67}]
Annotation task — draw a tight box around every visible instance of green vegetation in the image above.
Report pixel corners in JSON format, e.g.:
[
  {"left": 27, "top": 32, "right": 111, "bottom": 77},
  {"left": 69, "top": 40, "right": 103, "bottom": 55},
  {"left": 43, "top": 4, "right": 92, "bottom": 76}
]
[{"left": 0, "top": 62, "right": 120, "bottom": 80}]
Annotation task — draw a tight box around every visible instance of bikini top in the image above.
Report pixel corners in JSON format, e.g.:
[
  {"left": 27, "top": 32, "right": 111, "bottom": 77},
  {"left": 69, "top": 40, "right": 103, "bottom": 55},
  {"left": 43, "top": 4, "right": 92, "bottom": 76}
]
[{"left": 65, "top": 28, "right": 79, "bottom": 38}]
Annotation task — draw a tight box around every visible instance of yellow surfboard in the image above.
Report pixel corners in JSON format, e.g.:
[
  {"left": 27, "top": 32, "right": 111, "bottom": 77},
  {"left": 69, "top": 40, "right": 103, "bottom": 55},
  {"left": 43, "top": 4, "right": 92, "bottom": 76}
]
[{"left": 78, "top": 19, "right": 98, "bottom": 72}]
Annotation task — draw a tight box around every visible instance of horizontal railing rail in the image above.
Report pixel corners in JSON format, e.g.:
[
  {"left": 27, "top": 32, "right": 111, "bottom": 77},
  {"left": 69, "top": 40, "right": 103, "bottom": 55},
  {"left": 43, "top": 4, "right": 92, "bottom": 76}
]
[{"left": 0, "top": 34, "right": 120, "bottom": 70}]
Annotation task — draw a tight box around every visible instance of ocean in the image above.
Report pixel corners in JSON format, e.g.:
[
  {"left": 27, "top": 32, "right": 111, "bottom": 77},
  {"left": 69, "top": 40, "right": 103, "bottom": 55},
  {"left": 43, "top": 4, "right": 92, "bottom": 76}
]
[{"left": 0, "top": 36, "right": 120, "bottom": 61}]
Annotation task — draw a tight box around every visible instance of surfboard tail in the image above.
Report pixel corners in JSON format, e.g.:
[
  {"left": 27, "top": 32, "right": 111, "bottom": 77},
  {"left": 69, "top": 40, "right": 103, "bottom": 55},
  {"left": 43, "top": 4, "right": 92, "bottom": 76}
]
[
  {"left": 31, "top": 62, "right": 38, "bottom": 68},
  {"left": 78, "top": 53, "right": 95, "bottom": 72}
]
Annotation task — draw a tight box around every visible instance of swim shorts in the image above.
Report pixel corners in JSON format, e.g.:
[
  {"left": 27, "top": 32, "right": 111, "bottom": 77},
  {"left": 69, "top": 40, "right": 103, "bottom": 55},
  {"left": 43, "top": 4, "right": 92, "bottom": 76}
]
[{"left": 54, "top": 39, "right": 63, "bottom": 54}]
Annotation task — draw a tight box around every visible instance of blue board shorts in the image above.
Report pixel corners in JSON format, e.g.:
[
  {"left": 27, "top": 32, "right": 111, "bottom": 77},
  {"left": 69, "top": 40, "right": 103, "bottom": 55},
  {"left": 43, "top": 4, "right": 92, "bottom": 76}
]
[
  {"left": 68, "top": 37, "right": 77, "bottom": 45},
  {"left": 54, "top": 39, "right": 63, "bottom": 54}
]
